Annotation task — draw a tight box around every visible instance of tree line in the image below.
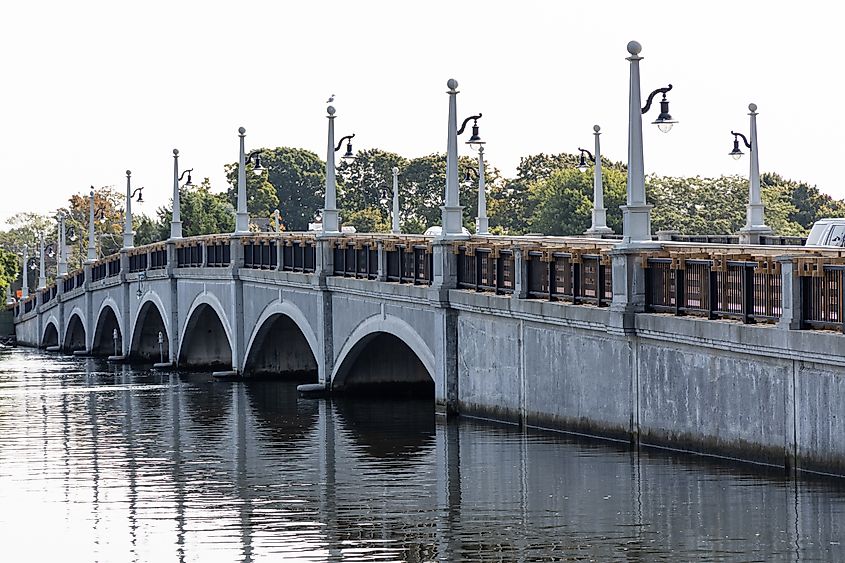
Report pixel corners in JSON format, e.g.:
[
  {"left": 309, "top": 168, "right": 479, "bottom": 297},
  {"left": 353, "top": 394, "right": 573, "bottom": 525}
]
[{"left": 3, "top": 146, "right": 843, "bottom": 297}]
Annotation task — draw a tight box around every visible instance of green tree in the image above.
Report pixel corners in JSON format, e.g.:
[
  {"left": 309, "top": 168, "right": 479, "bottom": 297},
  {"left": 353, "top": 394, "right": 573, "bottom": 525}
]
[
  {"left": 157, "top": 179, "right": 235, "bottom": 238},
  {"left": 224, "top": 160, "right": 279, "bottom": 224},
  {"left": 337, "top": 149, "right": 407, "bottom": 223},
  {"left": 0, "top": 247, "right": 20, "bottom": 299},
  {"left": 527, "top": 168, "right": 593, "bottom": 235},
  {"left": 133, "top": 214, "right": 163, "bottom": 246},
  {"left": 342, "top": 207, "right": 391, "bottom": 233}
]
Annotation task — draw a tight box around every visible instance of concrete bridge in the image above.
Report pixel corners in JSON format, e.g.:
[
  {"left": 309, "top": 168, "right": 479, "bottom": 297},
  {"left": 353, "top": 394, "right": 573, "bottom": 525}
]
[{"left": 13, "top": 231, "right": 845, "bottom": 478}]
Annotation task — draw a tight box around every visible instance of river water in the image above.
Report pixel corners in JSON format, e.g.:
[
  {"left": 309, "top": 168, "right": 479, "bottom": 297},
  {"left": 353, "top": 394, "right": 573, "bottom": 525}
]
[{"left": 0, "top": 348, "right": 844, "bottom": 562}]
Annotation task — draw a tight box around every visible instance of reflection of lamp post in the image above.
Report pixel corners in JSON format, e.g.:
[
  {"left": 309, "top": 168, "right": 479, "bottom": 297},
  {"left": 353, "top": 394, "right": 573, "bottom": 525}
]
[
  {"left": 622, "top": 41, "right": 676, "bottom": 245},
  {"left": 123, "top": 170, "right": 144, "bottom": 249},
  {"left": 391, "top": 167, "right": 401, "bottom": 234},
  {"left": 322, "top": 107, "right": 356, "bottom": 235},
  {"left": 730, "top": 103, "right": 771, "bottom": 242},
  {"left": 581, "top": 125, "right": 613, "bottom": 235}
]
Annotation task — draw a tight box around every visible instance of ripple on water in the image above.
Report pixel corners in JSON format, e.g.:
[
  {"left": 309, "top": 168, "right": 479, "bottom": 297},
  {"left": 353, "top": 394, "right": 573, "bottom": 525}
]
[{"left": 0, "top": 348, "right": 844, "bottom": 561}]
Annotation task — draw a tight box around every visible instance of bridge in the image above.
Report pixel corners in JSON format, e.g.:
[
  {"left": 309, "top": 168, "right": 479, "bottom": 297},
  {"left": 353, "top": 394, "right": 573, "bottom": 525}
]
[{"left": 12, "top": 230, "right": 845, "bottom": 478}]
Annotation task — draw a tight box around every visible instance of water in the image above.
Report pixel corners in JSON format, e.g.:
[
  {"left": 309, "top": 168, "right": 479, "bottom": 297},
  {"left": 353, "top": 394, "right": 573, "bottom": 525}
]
[{"left": 1, "top": 348, "right": 844, "bottom": 562}]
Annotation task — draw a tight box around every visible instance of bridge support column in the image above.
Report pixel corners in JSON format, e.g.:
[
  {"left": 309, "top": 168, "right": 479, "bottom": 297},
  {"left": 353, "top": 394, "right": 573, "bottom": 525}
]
[
  {"left": 376, "top": 241, "right": 387, "bottom": 282},
  {"left": 315, "top": 239, "right": 335, "bottom": 387},
  {"left": 777, "top": 257, "right": 802, "bottom": 331},
  {"left": 83, "top": 263, "right": 94, "bottom": 354},
  {"left": 230, "top": 238, "right": 246, "bottom": 373},
  {"left": 119, "top": 249, "right": 131, "bottom": 356},
  {"left": 166, "top": 241, "right": 179, "bottom": 364},
  {"left": 608, "top": 247, "right": 650, "bottom": 334},
  {"left": 430, "top": 240, "right": 460, "bottom": 416}
]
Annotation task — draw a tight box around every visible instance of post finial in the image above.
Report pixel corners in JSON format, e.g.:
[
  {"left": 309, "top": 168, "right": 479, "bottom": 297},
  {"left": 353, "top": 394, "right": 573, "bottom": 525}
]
[
  {"left": 447, "top": 78, "right": 458, "bottom": 91},
  {"left": 627, "top": 41, "right": 642, "bottom": 55},
  {"left": 238, "top": 126, "right": 246, "bottom": 135},
  {"left": 748, "top": 103, "right": 758, "bottom": 113}
]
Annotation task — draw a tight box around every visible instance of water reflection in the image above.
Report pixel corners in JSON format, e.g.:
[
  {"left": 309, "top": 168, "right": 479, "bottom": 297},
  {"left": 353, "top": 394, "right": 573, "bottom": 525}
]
[{"left": 0, "top": 347, "right": 844, "bottom": 561}]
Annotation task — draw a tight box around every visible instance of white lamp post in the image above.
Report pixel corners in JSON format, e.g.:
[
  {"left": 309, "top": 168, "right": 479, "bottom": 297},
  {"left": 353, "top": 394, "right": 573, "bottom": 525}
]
[
  {"left": 391, "top": 166, "right": 401, "bottom": 234},
  {"left": 581, "top": 125, "right": 613, "bottom": 235},
  {"left": 321, "top": 107, "right": 355, "bottom": 235},
  {"left": 87, "top": 188, "right": 97, "bottom": 263},
  {"left": 442, "top": 78, "right": 485, "bottom": 238},
  {"left": 123, "top": 170, "right": 144, "bottom": 249},
  {"left": 21, "top": 245, "right": 29, "bottom": 298},
  {"left": 730, "top": 103, "right": 772, "bottom": 241},
  {"left": 57, "top": 213, "right": 67, "bottom": 277},
  {"left": 474, "top": 145, "right": 488, "bottom": 235},
  {"left": 37, "top": 233, "right": 46, "bottom": 290},
  {"left": 235, "top": 128, "right": 250, "bottom": 233},
  {"left": 622, "top": 41, "right": 676, "bottom": 246}
]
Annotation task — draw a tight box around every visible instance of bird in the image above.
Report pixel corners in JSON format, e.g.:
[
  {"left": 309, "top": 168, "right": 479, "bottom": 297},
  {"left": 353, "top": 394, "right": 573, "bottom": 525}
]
[{"left": 326, "top": 94, "right": 335, "bottom": 103}]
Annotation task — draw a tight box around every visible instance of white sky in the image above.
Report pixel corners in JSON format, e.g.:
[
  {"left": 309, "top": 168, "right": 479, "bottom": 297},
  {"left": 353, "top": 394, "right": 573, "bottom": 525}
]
[{"left": 1, "top": 0, "right": 842, "bottom": 225}]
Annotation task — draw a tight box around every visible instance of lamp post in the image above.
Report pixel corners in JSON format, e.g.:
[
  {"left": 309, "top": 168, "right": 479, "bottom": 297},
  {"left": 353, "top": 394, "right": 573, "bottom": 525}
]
[
  {"left": 21, "top": 245, "right": 28, "bottom": 298},
  {"left": 87, "top": 188, "right": 97, "bottom": 262},
  {"left": 123, "top": 170, "right": 144, "bottom": 249},
  {"left": 622, "top": 41, "right": 676, "bottom": 245},
  {"left": 171, "top": 150, "right": 194, "bottom": 239},
  {"left": 729, "top": 103, "right": 771, "bottom": 242},
  {"left": 37, "top": 233, "right": 46, "bottom": 290},
  {"left": 57, "top": 212, "right": 67, "bottom": 277},
  {"left": 391, "top": 166, "right": 401, "bottom": 234},
  {"left": 321, "top": 107, "right": 355, "bottom": 235},
  {"left": 441, "top": 79, "right": 484, "bottom": 238},
  {"left": 580, "top": 125, "right": 613, "bottom": 235},
  {"left": 474, "top": 145, "right": 488, "bottom": 235},
  {"left": 234, "top": 128, "right": 266, "bottom": 234}
]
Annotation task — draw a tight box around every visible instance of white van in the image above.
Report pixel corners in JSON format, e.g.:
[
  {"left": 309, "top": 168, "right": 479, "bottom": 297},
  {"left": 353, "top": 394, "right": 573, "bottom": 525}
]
[{"left": 805, "top": 218, "right": 845, "bottom": 247}]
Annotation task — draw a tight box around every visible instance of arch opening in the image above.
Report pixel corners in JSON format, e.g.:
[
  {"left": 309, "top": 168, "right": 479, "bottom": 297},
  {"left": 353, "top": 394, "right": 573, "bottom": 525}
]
[
  {"left": 63, "top": 314, "right": 86, "bottom": 353},
  {"left": 131, "top": 301, "right": 169, "bottom": 362},
  {"left": 244, "top": 314, "right": 317, "bottom": 381},
  {"left": 41, "top": 322, "right": 59, "bottom": 348},
  {"left": 333, "top": 332, "right": 434, "bottom": 399},
  {"left": 92, "top": 306, "right": 122, "bottom": 357},
  {"left": 178, "top": 303, "right": 232, "bottom": 370}
]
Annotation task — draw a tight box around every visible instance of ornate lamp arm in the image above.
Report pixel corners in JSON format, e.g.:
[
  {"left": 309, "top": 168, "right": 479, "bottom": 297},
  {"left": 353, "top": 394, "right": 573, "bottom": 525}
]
[
  {"left": 178, "top": 168, "right": 193, "bottom": 182},
  {"left": 578, "top": 147, "right": 595, "bottom": 162},
  {"left": 731, "top": 131, "right": 752, "bottom": 149},
  {"left": 457, "top": 113, "right": 482, "bottom": 136},
  {"left": 334, "top": 134, "right": 355, "bottom": 152},
  {"left": 642, "top": 84, "right": 673, "bottom": 114}
]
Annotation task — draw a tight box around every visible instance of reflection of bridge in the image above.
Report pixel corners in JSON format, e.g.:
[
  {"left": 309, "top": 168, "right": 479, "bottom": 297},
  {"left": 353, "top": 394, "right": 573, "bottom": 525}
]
[{"left": 13, "top": 232, "right": 845, "bottom": 477}]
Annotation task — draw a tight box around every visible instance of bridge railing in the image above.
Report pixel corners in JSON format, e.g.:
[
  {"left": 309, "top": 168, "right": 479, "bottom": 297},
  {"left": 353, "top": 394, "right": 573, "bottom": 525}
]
[
  {"left": 385, "top": 240, "right": 432, "bottom": 284},
  {"left": 525, "top": 249, "right": 613, "bottom": 306},
  {"left": 644, "top": 255, "right": 782, "bottom": 323},
  {"left": 456, "top": 245, "right": 515, "bottom": 295},
  {"left": 797, "top": 258, "right": 845, "bottom": 332},
  {"left": 334, "top": 239, "right": 378, "bottom": 279}
]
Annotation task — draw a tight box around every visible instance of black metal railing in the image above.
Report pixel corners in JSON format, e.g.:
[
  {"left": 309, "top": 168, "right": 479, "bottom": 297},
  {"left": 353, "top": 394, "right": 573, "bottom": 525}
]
[
  {"left": 645, "top": 257, "right": 782, "bottom": 323},
  {"left": 92, "top": 263, "right": 106, "bottom": 282},
  {"left": 129, "top": 252, "right": 148, "bottom": 273},
  {"left": 244, "top": 241, "right": 277, "bottom": 270},
  {"left": 456, "top": 247, "right": 514, "bottom": 294},
  {"left": 24, "top": 298, "right": 34, "bottom": 314},
  {"left": 385, "top": 243, "right": 432, "bottom": 285},
  {"left": 107, "top": 257, "right": 120, "bottom": 278},
  {"left": 149, "top": 247, "right": 167, "bottom": 270},
  {"left": 206, "top": 241, "right": 230, "bottom": 267},
  {"left": 333, "top": 242, "right": 378, "bottom": 279},
  {"left": 280, "top": 240, "right": 316, "bottom": 273},
  {"left": 177, "top": 242, "right": 203, "bottom": 268},
  {"left": 525, "top": 251, "right": 612, "bottom": 306},
  {"left": 801, "top": 263, "right": 845, "bottom": 332}
]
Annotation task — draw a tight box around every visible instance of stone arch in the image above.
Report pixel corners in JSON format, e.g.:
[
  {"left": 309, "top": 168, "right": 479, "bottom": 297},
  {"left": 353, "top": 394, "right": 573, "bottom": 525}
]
[
  {"left": 92, "top": 302, "right": 122, "bottom": 356},
  {"left": 63, "top": 311, "right": 87, "bottom": 353},
  {"left": 178, "top": 293, "right": 233, "bottom": 369},
  {"left": 129, "top": 298, "right": 170, "bottom": 362},
  {"left": 41, "top": 319, "right": 59, "bottom": 348},
  {"left": 243, "top": 301, "right": 319, "bottom": 379},
  {"left": 331, "top": 315, "right": 435, "bottom": 397}
]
